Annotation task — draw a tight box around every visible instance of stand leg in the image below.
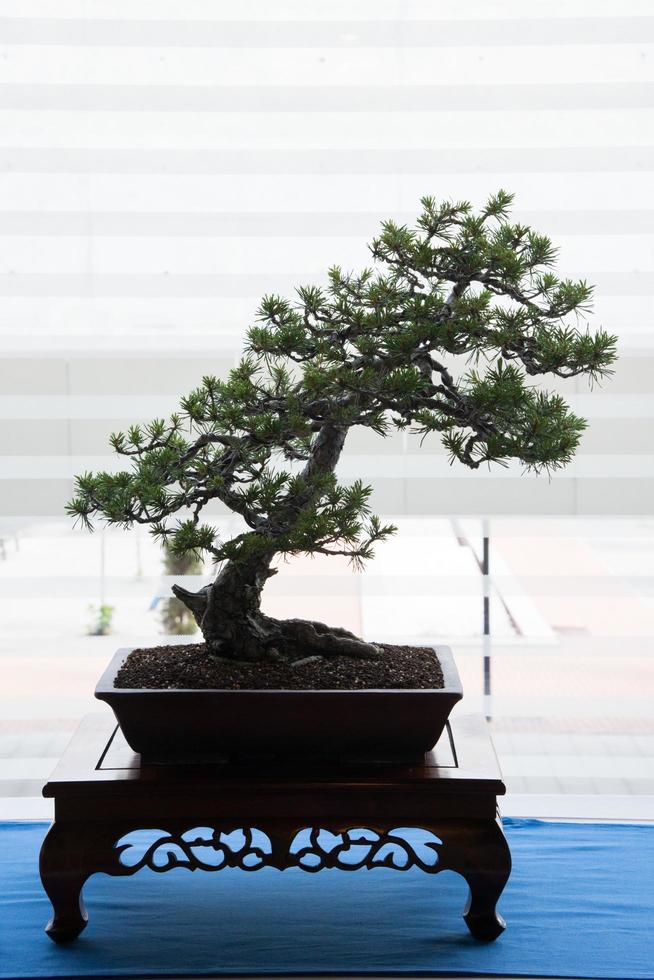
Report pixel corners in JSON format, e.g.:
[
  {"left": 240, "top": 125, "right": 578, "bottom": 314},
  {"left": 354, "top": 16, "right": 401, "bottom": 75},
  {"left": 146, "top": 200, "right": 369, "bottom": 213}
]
[
  {"left": 438, "top": 814, "right": 511, "bottom": 942},
  {"left": 39, "top": 822, "right": 91, "bottom": 942},
  {"left": 462, "top": 868, "right": 508, "bottom": 941}
]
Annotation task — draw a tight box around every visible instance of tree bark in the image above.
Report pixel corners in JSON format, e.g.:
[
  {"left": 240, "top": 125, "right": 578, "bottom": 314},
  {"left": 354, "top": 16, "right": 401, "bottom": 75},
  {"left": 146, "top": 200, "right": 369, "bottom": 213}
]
[
  {"left": 172, "top": 550, "right": 380, "bottom": 662},
  {"left": 171, "top": 422, "right": 381, "bottom": 662}
]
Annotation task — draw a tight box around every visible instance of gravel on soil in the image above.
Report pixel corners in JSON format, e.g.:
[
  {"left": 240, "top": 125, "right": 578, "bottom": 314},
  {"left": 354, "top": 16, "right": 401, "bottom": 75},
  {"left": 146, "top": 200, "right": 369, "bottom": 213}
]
[{"left": 115, "top": 642, "right": 445, "bottom": 691}]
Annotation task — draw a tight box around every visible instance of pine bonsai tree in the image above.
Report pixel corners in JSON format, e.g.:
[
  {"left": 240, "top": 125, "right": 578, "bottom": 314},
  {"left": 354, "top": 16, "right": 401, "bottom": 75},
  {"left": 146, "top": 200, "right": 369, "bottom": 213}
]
[{"left": 67, "top": 192, "right": 616, "bottom": 663}]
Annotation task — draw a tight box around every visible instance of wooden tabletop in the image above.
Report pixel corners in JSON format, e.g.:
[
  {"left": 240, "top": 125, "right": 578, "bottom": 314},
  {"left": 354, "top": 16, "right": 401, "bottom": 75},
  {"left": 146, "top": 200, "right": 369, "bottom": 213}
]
[{"left": 43, "top": 711, "right": 505, "bottom": 798}]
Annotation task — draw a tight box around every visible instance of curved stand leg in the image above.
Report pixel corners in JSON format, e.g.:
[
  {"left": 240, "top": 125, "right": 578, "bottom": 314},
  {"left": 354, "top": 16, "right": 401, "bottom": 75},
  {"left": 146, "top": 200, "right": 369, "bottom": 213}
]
[
  {"left": 462, "top": 869, "right": 508, "bottom": 941},
  {"left": 39, "top": 822, "right": 91, "bottom": 942},
  {"left": 438, "top": 815, "right": 511, "bottom": 942}
]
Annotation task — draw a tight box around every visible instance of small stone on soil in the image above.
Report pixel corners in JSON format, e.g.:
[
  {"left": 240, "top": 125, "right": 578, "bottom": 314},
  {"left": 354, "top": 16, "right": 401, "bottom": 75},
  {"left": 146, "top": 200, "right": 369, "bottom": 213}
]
[{"left": 115, "top": 642, "right": 444, "bottom": 691}]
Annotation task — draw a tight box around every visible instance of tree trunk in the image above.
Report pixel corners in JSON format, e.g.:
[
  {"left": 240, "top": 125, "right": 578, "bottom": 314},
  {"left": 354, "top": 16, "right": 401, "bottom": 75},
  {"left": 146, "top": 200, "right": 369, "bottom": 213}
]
[
  {"left": 171, "top": 422, "right": 381, "bottom": 662},
  {"left": 172, "top": 548, "right": 380, "bottom": 662},
  {"left": 171, "top": 547, "right": 276, "bottom": 660}
]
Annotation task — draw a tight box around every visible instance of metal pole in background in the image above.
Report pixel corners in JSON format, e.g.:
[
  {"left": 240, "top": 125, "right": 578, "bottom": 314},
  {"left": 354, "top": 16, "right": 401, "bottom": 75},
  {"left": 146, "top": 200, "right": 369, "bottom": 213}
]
[
  {"left": 482, "top": 518, "right": 492, "bottom": 720},
  {"left": 99, "top": 529, "right": 106, "bottom": 607},
  {"left": 135, "top": 534, "right": 143, "bottom": 578}
]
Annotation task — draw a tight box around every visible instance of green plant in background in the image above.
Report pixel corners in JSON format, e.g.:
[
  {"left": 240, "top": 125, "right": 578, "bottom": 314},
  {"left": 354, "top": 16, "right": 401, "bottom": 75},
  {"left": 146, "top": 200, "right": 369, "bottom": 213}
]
[
  {"left": 68, "top": 192, "right": 617, "bottom": 663},
  {"left": 87, "top": 603, "right": 115, "bottom": 637},
  {"left": 160, "top": 543, "right": 203, "bottom": 635}
]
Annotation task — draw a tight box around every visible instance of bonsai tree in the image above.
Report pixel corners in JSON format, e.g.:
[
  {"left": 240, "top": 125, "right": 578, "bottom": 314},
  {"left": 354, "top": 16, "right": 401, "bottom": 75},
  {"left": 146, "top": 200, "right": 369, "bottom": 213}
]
[{"left": 67, "top": 192, "right": 616, "bottom": 663}]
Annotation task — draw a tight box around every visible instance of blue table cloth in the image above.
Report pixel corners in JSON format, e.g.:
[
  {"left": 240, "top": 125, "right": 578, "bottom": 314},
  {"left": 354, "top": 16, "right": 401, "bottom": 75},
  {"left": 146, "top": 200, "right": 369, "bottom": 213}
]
[{"left": 1, "top": 818, "right": 652, "bottom": 978}]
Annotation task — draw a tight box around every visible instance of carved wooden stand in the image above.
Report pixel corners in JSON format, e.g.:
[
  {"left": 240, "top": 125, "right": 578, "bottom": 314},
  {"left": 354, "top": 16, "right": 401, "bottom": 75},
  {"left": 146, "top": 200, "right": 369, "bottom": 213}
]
[{"left": 40, "top": 712, "right": 511, "bottom": 944}]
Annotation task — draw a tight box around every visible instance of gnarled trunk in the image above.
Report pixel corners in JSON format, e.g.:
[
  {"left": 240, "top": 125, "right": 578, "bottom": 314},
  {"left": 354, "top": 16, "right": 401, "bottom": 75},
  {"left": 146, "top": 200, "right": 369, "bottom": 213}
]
[
  {"left": 172, "top": 550, "right": 380, "bottom": 662},
  {"left": 172, "top": 548, "right": 275, "bottom": 660},
  {"left": 171, "top": 422, "right": 381, "bottom": 662}
]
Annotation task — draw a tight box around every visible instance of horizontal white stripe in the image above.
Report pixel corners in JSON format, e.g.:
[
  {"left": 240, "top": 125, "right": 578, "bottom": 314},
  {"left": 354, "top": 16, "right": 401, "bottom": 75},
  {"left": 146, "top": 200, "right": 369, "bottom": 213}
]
[
  {"left": 0, "top": 419, "right": 649, "bottom": 456},
  {"left": 0, "top": 395, "right": 188, "bottom": 418},
  {"left": 2, "top": 18, "right": 653, "bottom": 48},
  {"left": 0, "top": 354, "right": 654, "bottom": 388},
  {"left": 0, "top": 234, "right": 650, "bottom": 275},
  {"left": 1, "top": 146, "right": 652, "bottom": 174},
  {"left": 1, "top": 332, "right": 651, "bottom": 357},
  {"left": 0, "top": 235, "right": 367, "bottom": 274},
  {"left": 0, "top": 296, "right": 260, "bottom": 333},
  {"left": 504, "top": 797, "right": 654, "bottom": 821},
  {"left": 2, "top": 210, "right": 654, "bottom": 237},
  {"left": 4, "top": 515, "right": 651, "bottom": 539},
  {"left": 2, "top": 476, "right": 653, "bottom": 516},
  {"left": 1, "top": 83, "right": 653, "bottom": 112},
  {"left": 8, "top": 1, "right": 654, "bottom": 23},
  {"left": 0, "top": 293, "right": 647, "bottom": 334},
  {"left": 1, "top": 45, "right": 651, "bottom": 87},
  {"left": 500, "top": 755, "right": 651, "bottom": 779},
  {"left": 3, "top": 454, "right": 653, "bottom": 480},
  {"left": 1, "top": 109, "right": 652, "bottom": 149},
  {"left": 0, "top": 271, "right": 647, "bottom": 297},
  {"left": 0, "top": 353, "right": 644, "bottom": 375},
  {"left": 1, "top": 173, "right": 652, "bottom": 212},
  {"left": 0, "top": 758, "right": 54, "bottom": 778},
  {"left": 0, "top": 331, "right": 250, "bottom": 352},
  {"left": 0, "top": 409, "right": 649, "bottom": 446},
  {"left": 589, "top": 296, "right": 654, "bottom": 323},
  {"left": 0, "top": 352, "right": 646, "bottom": 395}
]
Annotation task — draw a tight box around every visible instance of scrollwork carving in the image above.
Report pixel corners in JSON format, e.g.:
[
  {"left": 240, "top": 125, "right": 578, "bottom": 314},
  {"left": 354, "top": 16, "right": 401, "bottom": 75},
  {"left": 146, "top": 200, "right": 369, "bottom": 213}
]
[
  {"left": 289, "top": 827, "right": 442, "bottom": 872},
  {"left": 115, "top": 827, "right": 272, "bottom": 873},
  {"left": 114, "top": 825, "right": 442, "bottom": 875}
]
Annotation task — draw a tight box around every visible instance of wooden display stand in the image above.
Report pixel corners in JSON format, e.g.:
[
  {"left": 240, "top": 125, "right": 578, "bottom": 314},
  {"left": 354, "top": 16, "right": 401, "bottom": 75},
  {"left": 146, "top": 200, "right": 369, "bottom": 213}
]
[{"left": 40, "top": 712, "right": 511, "bottom": 943}]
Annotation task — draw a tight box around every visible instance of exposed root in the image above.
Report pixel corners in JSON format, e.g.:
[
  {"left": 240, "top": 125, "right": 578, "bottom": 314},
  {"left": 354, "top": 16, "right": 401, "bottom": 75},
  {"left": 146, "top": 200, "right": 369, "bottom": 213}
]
[
  {"left": 198, "top": 613, "right": 381, "bottom": 663},
  {"left": 265, "top": 615, "right": 382, "bottom": 661},
  {"left": 172, "top": 578, "right": 381, "bottom": 663}
]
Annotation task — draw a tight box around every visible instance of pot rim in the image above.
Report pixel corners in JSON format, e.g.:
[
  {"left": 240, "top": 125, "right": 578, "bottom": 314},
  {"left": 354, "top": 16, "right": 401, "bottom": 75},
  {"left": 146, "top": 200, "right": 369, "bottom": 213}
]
[{"left": 95, "top": 645, "right": 463, "bottom": 699}]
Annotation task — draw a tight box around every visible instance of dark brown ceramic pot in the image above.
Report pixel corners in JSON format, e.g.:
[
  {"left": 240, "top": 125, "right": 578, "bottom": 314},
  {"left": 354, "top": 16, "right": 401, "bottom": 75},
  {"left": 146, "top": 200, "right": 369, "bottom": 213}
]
[{"left": 95, "top": 645, "right": 463, "bottom": 764}]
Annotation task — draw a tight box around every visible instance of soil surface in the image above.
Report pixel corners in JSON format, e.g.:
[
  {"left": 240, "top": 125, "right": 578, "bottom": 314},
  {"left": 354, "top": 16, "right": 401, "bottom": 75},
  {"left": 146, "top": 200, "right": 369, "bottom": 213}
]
[{"left": 115, "top": 642, "right": 444, "bottom": 691}]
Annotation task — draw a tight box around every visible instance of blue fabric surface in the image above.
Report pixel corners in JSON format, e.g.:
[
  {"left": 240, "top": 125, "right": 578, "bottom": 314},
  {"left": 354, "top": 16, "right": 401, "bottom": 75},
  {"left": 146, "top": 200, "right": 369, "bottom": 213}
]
[{"left": 1, "top": 818, "right": 652, "bottom": 979}]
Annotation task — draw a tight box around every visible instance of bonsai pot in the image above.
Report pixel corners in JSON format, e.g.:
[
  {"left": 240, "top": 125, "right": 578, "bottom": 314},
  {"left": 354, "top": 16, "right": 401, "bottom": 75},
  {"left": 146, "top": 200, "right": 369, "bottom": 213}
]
[{"left": 95, "top": 645, "right": 463, "bottom": 765}]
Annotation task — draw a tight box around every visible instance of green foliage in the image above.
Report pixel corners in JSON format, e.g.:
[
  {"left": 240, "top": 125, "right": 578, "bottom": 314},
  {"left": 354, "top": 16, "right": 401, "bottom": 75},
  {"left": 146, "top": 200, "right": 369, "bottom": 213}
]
[
  {"left": 67, "top": 192, "right": 617, "bottom": 576},
  {"left": 87, "top": 603, "right": 114, "bottom": 637}
]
